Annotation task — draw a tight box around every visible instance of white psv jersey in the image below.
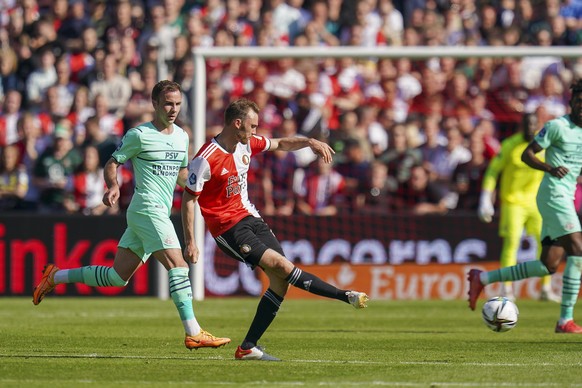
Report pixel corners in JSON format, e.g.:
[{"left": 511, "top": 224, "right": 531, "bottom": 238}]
[{"left": 185, "top": 135, "right": 271, "bottom": 236}]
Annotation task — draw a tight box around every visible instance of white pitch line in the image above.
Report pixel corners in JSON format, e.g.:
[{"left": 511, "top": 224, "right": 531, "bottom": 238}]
[
  {"left": 1, "top": 379, "right": 581, "bottom": 387},
  {"left": 2, "top": 354, "right": 582, "bottom": 368}
]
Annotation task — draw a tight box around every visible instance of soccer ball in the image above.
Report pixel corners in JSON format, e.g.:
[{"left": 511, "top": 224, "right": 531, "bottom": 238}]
[{"left": 481, "top": 296, "right": 519, "bottom": 332}]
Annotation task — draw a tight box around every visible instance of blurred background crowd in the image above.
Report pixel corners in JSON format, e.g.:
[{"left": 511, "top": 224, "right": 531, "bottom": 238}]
[{"left": 0, "top": 0, "right": 581, "bottom": 216}]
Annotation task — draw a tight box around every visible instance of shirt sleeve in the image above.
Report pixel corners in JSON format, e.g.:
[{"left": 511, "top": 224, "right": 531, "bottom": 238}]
[
  {"left": 112, "top": 128, "right": 141, "bottom": 164},
  {"left": 250, "top": 134, "right": 271, "bottom": 156},
  {"left": 534, "top": 120, "right": 558, "bottom": 150},
  {"left": 185, "top": 156, "right": 211, "bottom": 195}
]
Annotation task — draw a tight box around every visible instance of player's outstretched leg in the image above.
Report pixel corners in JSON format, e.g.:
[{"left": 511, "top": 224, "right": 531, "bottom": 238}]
[
  {"left": 467, "top": 269, "right": 484, "bottom": 311},
  {"left": 286, "top": 266, "right": 369, "bottom": 308},
  {"left": 32, "top": 264, "right": 59, "bottom": 305}
]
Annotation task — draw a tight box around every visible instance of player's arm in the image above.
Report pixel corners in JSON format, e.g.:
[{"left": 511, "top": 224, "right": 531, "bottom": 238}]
[
  {"left": 521, "top": 141, "right": 569, "bottom": 178},
  {"left": 478, "top": 146, "right": 507, "bottom": 222},
  {"left": 176, "top": 167, "right": 188, "bottom": 188},
  {"left": 181, "top": 189, "right": 200, "bottom": 264},
  {"left": 102, "top": 157, "right": 121, "bottom": 207},
  {"left": 269, "top": 137, "right": 335, "bottom": 163}
]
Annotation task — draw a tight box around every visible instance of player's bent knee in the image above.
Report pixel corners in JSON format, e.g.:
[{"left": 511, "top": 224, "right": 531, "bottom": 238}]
[{"left": 109, "top": 269, "right": 129, "bottom": 287}]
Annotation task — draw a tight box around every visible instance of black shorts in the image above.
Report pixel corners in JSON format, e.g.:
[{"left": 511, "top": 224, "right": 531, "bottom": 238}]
[{"left": 214, "top": 216, "right": 284, "bottom": 270}]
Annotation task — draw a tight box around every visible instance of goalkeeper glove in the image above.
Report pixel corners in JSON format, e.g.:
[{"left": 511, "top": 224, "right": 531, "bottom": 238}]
[{"left": 478, "top": 190, "right": 494, "bottom": 223}]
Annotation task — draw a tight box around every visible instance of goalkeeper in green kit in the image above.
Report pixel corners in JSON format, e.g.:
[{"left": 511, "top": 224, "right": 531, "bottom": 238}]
[{"left": 469, "top": 79, "right": 582, "bottom": 333}]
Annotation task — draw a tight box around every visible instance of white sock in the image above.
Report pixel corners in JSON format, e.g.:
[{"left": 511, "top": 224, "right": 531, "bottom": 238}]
[
  {"left": 184, "top": 319, "right": 201, "bottom": 336},
  {"left": 479, "top": 271, "right": 489, "bottom": 285},
  {"left": 53, "top": 270, "right": 69, "bottom": 284},
  {"left": 559, "top": 318, "right": 572, "bottom": 326}
]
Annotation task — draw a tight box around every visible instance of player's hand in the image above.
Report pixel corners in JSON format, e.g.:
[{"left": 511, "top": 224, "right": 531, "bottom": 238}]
[
  {"left": 184, "top": 243, "right": 200, "bottom": 264},
  {"left": 478, "top": 191, "right": 494, "bottom": 223},
  {"left": 309, "top": 139, "right": 335, "bottom": 164},
  {"left": 103, "top": 185, "right": 120, "bottom": 207},
  {"left": 549, "top": 166, "right": 569, "bottom": 179}
]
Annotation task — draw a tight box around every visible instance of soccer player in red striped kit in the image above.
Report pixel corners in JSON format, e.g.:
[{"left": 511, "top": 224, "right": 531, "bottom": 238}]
[{"left": 182, "top": 98, "right": 369, "bottom": 361}]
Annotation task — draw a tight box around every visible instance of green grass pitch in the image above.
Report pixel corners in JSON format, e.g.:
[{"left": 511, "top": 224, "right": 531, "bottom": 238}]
[{"left": 1, "top": 297, "right": 581, "bottom": 387}]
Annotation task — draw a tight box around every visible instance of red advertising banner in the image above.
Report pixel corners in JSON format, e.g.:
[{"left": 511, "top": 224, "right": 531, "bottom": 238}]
[
  {"left": 0, "top": 215, "right": 158, "bottom": 296},
  {"left": 1, "top": 214, "right": 545, "bottom": 299},
  {"left": 258, "top": 262, "right": 565, "bottom": 301}
]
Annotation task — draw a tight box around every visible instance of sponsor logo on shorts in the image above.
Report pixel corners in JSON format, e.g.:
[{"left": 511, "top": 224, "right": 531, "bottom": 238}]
[
  {"left": 566, "top": 223, "right": 575, "bottom": 230},
  {"left": 164, "top": 236, "right": 175, "bottom": 245},
  {"left": 240, "top": 244, "right": 251, "bottom": 254}
]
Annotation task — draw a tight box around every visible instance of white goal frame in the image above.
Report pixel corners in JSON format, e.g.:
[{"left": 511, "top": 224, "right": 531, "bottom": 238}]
[{"left": 181, "top": 45, "right": 579, "bottom": 301}]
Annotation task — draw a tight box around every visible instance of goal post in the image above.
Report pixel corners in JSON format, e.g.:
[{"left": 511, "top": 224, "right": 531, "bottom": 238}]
[{"left": 187, "top": 45, "right": 579, "bottom": 301}]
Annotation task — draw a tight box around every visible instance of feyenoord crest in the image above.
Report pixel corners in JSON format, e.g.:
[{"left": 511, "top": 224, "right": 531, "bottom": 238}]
[{"left": 242, "top": 155, "right": 250, "bottom": 165}]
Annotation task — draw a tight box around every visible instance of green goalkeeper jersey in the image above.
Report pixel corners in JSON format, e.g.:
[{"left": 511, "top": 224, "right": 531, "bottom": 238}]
[
  {"left": 112, "top": 122, "right": 189, "bottom": 216},
  {"left": 535, "top": 115, "right": 582, "bottom": 202}
]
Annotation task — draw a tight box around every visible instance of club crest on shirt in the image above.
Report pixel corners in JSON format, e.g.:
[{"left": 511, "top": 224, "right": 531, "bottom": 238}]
[
  {"left": 242, "top": 155, "right": 250, "bottom": 165},
  {"left": 189, "top": 173, "right": 197, "bottom": 185},
  {"left": 538, "top": 127, "right": 547, "bottom": 137},
  {"left": 240, "top": 244, "right": 251, "bottom": 254}
]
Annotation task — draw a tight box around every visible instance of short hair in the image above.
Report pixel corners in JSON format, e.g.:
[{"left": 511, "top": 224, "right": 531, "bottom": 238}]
[
  {"left": 151, "top": 80, "right": 182, "bottom": 103},
  {"left": 571, "top": 79, "right": 582, "bottom": 95},
  {"left": 224, "top": 98, "right": 259, "bottom": 125}
]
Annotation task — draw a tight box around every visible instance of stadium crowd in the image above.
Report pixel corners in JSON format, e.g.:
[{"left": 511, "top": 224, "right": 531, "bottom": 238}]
[{"left": 0, "top": 0, "right": 581, "bottom": 216}]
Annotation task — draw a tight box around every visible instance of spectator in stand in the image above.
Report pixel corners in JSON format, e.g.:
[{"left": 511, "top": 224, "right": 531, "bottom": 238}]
[
  {"left": 0, "top": 144, "right": 28, "bottom": 211},
  {"left": 261, "top": 139, "right": 299, "bottom": 216},
  {"left": 67, "top": 86, "right": 95, "bottom": 146},
  {"left": 295, "top": 157, "right": 346, "bottom": 216},
  {"left": 450, "top": 128, "right": 488, "bottom": 212},
  {"left": 392, "top": 163, "right": 449, "bottom": 215},
  {"left": 488, "top": 58, "right": 529, "bottom": 140},
  {"left": 93, "top": 93, "right": 124, "bottom": 140},
  {"left": 89, "top": 54, "right": 132, "bottom": 119},
  {"left": 87, "top": 0, "right": 110, "bottom": 37},
  {"left": 524, "top": 72, "right": 568, "bottom": 120},
  {"left": 52, "top": 55, "right": 77, "bottom": 118},
  {"left": 379, "top": 123, "right": 423, "bottom": 184},
  {"left": 379, "top": 0, "right": 405, "bottom": 46},
  {"left": 327, "top": 57, "right": 364, "bottom": 131},
  {"left": 82, "top": 115, "right": 118, "bottom": 169},
  {"left": 25, "top": 47, "right": 56, "bottom": 110},
  {"left": 264, "top": 58, "right": 306, "bottom": 105},
  {"left": 57, "top": 0, "right": 90, "bottom": 52},
  {"left": 249, "top": 87, "right": 283, "bottom": 137},
  {"left": 303, "top": 0, "right": 340, "bottom": 46},
  {"left": 335, "top": 138, "right": 372, "bottom": 212},
  {"left": 125, "top": 62, "right": 157, "bottom": 128},
  {"left": 206, "top": 82, "right": 227, "bottom": 139},
  {"left": 0, "top": 47, "right": 25, "bottom": 98},
  {"left": 66, "top": 145, "right": 112, "bottom": 216},
  {"left": 13, "top": 112, "right": 50, "bottom": 211},
  {"left": 430, "top": 125, "right": 472, "bottom": 186},
  {"left": 358, "top": 160, "right": 397, "bottom": 214},
  {"left": 0, "top": 89, "right": 23, "bottom": 146},
  {"left": 137, "top": 3, "right": 175, "bottom": 67},
  {"left": 105, "top": 0, "right": 140, "bottom": 44},
  {"left": 32, "top": 121, "right": 82, "bottom": 213}
]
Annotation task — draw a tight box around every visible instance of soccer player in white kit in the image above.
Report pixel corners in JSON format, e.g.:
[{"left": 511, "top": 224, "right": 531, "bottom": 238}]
[{"left": 182, "top": 98, "right": 369, "bottom": 361}]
